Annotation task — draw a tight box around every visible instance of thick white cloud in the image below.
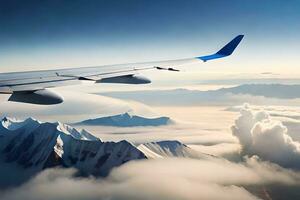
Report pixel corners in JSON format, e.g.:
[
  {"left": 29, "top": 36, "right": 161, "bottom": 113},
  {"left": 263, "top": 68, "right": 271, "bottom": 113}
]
[
  {"left": 232, "top": 104, "right": 300, "bottom": 169},
  {"left": 2, "top": 157, "right": 300, "bottom": 200}
]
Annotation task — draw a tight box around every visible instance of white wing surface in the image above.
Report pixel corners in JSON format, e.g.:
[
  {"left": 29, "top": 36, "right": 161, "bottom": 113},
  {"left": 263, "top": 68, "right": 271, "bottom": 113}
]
[{"left": 0, "top": 35, "right": 244, "bottom": 104}]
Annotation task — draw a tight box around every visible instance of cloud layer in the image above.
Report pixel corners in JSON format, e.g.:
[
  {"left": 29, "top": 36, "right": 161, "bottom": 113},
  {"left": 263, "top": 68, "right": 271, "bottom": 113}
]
[
  {"left": 2, "top": 157, "right": 300, "bottom": 200},
  {"left": 0, "top": 89, "right": 158, "bottom": 123},
  {"left": 1, "top": 104, "right": 300, "bottom": 199}
]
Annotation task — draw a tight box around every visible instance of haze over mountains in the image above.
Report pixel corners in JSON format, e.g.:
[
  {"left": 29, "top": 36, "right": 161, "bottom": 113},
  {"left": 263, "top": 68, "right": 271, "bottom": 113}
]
[
  {"left": 219, "top": 84, "right": 300, "bottom": 99},
  {"left": 100, "top": 84, "right": 300, "bottom": 106}
]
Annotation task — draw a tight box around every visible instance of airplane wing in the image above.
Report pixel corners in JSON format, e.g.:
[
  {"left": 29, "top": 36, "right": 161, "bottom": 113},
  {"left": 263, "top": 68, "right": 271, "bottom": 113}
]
[{"left": 0, "top": 35, "right": 244, "bottom": 105}]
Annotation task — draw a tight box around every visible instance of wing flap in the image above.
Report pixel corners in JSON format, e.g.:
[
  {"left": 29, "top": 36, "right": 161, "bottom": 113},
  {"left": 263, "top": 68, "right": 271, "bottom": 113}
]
[{"left": 98, "top": 74, "right": 151, "bottom": 84}]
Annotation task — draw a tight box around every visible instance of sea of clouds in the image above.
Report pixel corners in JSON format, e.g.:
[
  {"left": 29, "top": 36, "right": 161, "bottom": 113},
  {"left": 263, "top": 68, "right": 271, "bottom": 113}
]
[
  {"left": 1, "top": 156, "right": 300, "bottom": 200},
  {"left": 1, "top": 104, "right": 300, "bottom": 199}
]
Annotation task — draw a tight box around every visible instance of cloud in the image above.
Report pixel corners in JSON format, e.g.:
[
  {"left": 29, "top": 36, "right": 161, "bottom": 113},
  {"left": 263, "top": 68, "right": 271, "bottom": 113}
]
[
  {"left": 232, "top": 104, "right": 300, "bottom": 169},
  {"left": 2, "top": 157, "right": 300, "bottom": 200},
  {"left": 226, "top": 104, "right": 300, "bottom": 121},
  {"left": 2, "top": 104, "right": 300, "bottom": 199},
  {"left": 0, "top": 89, "right": 158, "bottom": 123}
]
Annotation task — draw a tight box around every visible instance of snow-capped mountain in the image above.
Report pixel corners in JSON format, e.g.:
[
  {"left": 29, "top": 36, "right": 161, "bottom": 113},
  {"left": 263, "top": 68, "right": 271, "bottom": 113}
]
[
  {"left": 0, "top": 117, "right": 146, "bottom": 187},
  {"left": 74, "top": 112, "right": 172, "bottom": 127},
  {"left": 0, "top": 117, "right": 209, "bottom": 189},
  {"left": 138, "top": 140, "right": 211, "bottom": 159}
]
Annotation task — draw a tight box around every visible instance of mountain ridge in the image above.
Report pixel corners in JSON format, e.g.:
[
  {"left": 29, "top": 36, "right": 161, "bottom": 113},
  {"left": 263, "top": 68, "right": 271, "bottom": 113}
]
[
  {"left": 74, "top": 112, "right": 172, "bottom": 127},
  {"left": 0, "top": 117, "right": 203, "bottom": 188},
  {"left": 138, "top": 140, "right": 212, "bottom": 159},
  {"left": 0, "top": 117, "right": 146, "bottom": 187}
]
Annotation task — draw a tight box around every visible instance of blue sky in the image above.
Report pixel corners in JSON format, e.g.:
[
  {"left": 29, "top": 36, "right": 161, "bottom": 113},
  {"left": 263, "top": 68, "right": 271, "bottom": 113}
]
[{"left": 0, "top": 0, "right": 299, "bottom": 76}]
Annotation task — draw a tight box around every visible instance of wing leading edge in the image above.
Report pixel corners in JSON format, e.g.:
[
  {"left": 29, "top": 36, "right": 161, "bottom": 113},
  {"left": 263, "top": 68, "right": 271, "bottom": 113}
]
[{"left": 0, "top": 35, "right": 244, "bottom": 105}]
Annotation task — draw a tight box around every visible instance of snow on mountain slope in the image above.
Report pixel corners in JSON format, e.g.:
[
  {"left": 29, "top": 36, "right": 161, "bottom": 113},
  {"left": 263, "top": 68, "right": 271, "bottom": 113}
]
[
  {"left": 74, "top": 112, "right": 172, "bottom": 127},
  {"left": 0, "top": 117, "right": 211, "bottom": 189},
  {"left": 0, "top": 117, "right": 146, "bottom": 187},
  {"left": 138, "top": 140, "right": 211, "bottom": 159}
]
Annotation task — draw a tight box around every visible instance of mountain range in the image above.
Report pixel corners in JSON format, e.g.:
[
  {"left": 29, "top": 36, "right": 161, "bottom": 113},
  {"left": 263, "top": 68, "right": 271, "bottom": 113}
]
[
  {"left": 99, "top": 84, "right": 300, "bottom": 105},
  {"left": 0, "top": 117, "right": 202, "bottom": 188}
]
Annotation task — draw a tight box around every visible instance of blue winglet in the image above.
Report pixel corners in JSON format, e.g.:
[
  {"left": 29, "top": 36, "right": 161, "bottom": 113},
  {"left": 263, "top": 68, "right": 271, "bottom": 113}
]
[{"left": 198, "top": 35, "right": 244, "bottom": 62}]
